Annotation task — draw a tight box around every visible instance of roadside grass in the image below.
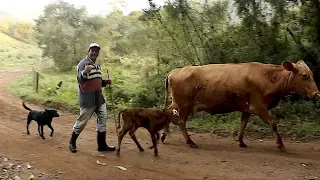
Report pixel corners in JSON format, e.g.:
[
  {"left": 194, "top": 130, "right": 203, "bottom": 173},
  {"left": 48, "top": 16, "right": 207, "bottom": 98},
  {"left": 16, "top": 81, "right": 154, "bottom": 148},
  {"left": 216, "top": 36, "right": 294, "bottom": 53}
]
[
  {"left": 8, "top": 67, "right": 79, "bottom": 112},
  {"left": 187, "top": 103, "right": 320, "bottom": 141}
]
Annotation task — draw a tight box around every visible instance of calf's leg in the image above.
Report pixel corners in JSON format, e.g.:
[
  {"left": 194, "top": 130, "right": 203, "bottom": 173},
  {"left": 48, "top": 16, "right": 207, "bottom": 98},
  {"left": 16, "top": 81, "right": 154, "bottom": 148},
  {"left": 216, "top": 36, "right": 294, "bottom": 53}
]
[
  {"left": 161, "top": 124, "right": 170, "bottom": 143},
  {"left": 116, "top": 128, "right": 130, "bottom": 157},
  {"left": 149, "top": 131, "right": 159, "bottom": 157},
  {"left": 129, "top": 128, "right": 144, "bottom": 152},
  {"left": 149, "top": 132, "right": 160, "bottom": 149}
]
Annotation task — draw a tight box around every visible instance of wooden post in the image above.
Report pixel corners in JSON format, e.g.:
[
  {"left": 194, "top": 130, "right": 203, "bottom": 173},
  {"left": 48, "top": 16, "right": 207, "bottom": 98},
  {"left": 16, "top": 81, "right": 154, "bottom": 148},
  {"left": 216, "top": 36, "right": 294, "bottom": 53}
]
[
  {"left": 35, "top": 71, "right": 39, "bottom": 93},
  {"left": 32, "top": 66, "right": 35, "bottom": 90}
]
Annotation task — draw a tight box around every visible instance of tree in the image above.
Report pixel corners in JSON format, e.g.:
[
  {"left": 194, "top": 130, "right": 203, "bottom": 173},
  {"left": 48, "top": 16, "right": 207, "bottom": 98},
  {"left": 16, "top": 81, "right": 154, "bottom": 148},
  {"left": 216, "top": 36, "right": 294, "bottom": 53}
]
[{"left": 35, "top": 1, "right": 94, "bottom": 71}]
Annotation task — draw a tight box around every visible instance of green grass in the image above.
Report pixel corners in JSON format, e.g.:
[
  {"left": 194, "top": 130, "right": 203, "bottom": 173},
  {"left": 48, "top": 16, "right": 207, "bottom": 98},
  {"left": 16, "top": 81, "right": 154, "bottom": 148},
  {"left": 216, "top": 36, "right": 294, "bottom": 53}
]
[
  {"left": 8, "top": 67, "right": 79, "bottom": 112},
  {"left": 0, "top": 32, "right": 41, "bottom": 70},
  {"left": 186, "top": 106, "right": 320, "bottom": 140}
]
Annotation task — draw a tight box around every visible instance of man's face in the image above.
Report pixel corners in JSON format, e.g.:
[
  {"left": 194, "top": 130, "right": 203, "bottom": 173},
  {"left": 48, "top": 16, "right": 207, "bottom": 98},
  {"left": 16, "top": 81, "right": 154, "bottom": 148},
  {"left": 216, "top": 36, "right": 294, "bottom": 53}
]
[{"left": 88, "top": 47, "right": 100, "bottom": 61}]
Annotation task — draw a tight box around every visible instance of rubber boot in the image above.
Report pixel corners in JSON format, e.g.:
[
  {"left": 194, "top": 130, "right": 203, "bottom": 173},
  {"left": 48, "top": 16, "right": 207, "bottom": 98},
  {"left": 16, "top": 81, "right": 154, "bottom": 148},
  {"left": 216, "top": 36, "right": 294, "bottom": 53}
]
[
  {"left": 69, "top": 132, "right": 79, "bottom": 153},
  {"left": 97, "top": 131, "right": 116, "bottom": 152}
]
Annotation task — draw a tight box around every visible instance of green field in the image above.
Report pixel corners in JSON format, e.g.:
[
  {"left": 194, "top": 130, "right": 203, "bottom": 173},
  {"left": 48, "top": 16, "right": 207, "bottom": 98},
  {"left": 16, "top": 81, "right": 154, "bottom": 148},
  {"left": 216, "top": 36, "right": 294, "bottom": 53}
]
[{"left": 0, "top": 32, "right": 41, "bottom": 70}]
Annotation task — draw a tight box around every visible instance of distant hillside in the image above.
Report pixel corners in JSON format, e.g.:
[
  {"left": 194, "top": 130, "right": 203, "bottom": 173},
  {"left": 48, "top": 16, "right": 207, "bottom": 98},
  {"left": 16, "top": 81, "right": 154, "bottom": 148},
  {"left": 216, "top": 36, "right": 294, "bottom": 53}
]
[
  {"left": 0, "top": 32, "right": 42, "bottom": 70},
  {"left": 0, "top": 10, "right": 36, "bottom": 22}
]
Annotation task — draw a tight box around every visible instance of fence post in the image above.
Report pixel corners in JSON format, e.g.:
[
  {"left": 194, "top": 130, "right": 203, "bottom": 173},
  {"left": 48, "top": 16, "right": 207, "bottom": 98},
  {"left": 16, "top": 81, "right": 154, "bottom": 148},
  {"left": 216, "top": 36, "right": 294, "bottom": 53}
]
[
  {"left": 33, "top": 66, "right": 39, "bottom": 93},
  {"left": 35, "top": 71, "right": 39, "bottom": 94},
  {"left": 32, "top": 66, "right": 35, "bottom": 90}
]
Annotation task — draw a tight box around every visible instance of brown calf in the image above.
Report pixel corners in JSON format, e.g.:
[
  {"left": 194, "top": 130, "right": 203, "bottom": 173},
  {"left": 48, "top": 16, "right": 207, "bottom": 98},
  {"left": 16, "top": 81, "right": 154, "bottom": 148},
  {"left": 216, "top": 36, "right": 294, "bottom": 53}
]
[{"left": 116, "top": 108, "right": 182, "bottom": 157}]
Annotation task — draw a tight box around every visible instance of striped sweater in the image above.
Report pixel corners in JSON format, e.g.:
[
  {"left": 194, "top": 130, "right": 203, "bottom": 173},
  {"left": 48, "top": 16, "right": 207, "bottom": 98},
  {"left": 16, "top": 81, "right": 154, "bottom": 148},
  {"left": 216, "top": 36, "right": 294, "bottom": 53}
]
[{"left": 77, "top": 56, "right": 106, "bottom": 108}]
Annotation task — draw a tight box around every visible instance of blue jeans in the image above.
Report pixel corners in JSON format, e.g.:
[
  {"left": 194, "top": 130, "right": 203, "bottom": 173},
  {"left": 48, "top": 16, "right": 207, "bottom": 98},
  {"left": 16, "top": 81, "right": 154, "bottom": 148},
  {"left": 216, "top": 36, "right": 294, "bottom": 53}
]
[{"left": 73, "top": 103, "right": 107, "bottom": 134}]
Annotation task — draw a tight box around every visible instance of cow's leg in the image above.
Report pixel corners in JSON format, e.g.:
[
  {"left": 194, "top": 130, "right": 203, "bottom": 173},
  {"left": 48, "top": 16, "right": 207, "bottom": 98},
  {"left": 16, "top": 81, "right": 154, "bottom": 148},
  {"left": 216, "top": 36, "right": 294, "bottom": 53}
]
[
  {"left": 160, "top": 123, "right": 170, "bottom": 144},
  {"left": 178, "top": 110, "right": 197, "bottom": 148},
  {"left": 238, "top": 112, "right": 251, "bottom": 147},
  {"left": 129, "top": 128, "right": 144, "bottom": 152},
  {"left": 116, "top": 128, "right": 130, "bottom": 157},
  {"left": 258, "top": 110, "right": 286, "bottom": 151}
]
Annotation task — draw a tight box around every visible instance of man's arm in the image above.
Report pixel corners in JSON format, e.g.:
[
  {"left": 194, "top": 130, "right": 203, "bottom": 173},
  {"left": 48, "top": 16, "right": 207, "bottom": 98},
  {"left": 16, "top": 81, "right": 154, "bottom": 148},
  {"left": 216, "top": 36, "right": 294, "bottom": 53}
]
[{"left": 77, "top": 60, "right": 90, "bottom": 83}]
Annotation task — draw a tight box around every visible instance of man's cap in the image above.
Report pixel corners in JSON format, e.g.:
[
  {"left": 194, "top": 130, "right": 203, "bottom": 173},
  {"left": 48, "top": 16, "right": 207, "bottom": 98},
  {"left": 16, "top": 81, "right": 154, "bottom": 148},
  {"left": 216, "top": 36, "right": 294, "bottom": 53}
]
[{"left": 88, "top": 43, "right": 100, "bottom": 51}]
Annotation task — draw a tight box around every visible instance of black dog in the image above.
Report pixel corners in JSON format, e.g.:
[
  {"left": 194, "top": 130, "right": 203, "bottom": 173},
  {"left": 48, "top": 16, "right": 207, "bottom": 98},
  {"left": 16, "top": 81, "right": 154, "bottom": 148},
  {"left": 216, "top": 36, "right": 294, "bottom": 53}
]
[{"left": 22, "top": 102, "right": 60, "bottom": 139}]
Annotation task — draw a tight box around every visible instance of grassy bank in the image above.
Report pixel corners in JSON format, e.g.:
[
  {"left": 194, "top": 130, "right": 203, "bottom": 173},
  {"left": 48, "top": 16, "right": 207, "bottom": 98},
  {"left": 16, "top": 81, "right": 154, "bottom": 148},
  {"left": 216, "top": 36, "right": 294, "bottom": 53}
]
[{"left": 0, "top": 32, "right": 41, "bottom": 70}]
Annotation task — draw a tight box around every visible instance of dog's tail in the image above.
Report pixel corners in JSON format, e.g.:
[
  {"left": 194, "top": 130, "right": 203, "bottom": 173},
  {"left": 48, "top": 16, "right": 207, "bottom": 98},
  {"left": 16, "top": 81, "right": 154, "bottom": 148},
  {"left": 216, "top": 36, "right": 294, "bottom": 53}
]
[{"left": 22, "top": 102, "right": 32, "bottom": 111}]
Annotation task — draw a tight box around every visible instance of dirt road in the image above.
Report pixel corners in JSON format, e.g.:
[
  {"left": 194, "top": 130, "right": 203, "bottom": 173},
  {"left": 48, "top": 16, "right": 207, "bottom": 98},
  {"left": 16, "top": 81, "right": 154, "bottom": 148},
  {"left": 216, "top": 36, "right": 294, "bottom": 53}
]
[{"left": 0, "top": 68, "right": 319, "bottom": 180}]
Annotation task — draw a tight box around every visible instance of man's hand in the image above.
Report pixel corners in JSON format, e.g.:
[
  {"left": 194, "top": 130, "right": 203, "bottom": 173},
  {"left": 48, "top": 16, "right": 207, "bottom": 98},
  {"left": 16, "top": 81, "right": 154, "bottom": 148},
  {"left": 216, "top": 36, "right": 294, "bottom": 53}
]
[
  {"left": 106, "top": 79, "right": 112, "bottom": 85},
  {"left": 84, "top": 63, "right": 92, "bottom": 73},
  {"left": 102, "top": 79, "right": 112, "bottom": 87}
]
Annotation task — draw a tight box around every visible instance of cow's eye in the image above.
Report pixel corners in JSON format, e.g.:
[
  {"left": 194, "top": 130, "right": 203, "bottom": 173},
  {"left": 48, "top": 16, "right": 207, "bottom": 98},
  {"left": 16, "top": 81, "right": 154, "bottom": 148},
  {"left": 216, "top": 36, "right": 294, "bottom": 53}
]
[{"left": 302, "top": 73, "right": 308, "bottom": 79}]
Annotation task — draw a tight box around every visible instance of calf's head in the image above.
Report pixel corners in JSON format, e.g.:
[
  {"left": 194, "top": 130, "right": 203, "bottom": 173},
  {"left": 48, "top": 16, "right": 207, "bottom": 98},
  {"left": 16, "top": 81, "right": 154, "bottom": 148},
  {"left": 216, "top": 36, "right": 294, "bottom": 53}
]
[
  {"left": 164, "top": 109, "right": 182, "bottom": 125},
  {"left": 283, "top": 60, "right": 320, "bottom": 100}
]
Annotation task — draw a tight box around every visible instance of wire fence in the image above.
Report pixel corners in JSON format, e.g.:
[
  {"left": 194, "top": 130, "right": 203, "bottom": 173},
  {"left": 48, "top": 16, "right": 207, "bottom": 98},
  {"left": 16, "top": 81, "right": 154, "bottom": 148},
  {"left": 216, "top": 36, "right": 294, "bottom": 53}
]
[{"left": 32, "top": 59, "right": 55, "bottom": 93}]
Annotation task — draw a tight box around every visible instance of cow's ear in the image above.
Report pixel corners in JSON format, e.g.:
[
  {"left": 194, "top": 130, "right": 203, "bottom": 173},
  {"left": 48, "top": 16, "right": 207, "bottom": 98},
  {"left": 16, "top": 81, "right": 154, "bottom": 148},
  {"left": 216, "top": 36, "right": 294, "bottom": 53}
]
[{"left": 282, "top": 61, "right": 295, "bottom": 72}]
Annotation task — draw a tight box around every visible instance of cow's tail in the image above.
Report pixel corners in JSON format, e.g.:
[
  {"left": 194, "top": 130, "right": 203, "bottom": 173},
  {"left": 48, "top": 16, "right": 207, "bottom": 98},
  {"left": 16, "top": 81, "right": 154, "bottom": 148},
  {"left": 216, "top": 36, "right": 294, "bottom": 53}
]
[
  {"left": 22, "top": 102, "right": 32, "bottom": 111},
  {"left": 117, "top": 109, "right": 125, "bottom": 129},
  {"left": 164, "top": 73, "right": 170, "bottom": 109}
]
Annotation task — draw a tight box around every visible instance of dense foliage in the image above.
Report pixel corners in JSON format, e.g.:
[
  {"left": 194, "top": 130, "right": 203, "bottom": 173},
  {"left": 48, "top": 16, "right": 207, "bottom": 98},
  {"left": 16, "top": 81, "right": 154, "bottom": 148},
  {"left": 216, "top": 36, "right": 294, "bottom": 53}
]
[{"left": 6, "top": 0, "right": 320, "bottom": 138}]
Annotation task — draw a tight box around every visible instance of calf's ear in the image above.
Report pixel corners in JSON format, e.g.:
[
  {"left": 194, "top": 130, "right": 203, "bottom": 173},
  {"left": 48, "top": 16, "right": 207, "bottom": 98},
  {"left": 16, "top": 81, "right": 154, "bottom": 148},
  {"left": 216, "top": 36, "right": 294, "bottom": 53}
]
[
  {"left": 172, "top": 109, "right": 179, "bottom": 116},
  {"left": 282, "top": 61, "right": 295, "bottom": 72}
]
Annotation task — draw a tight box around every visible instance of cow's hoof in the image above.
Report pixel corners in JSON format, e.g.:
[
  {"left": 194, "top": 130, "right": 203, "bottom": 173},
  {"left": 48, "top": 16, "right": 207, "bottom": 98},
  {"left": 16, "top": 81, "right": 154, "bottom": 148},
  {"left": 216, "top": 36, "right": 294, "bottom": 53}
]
[
  {"left": 116, "top": 152, "right": 120, "bottom": 157},
  {"left": 160, "top": 134, "right": 166, "bottom": 144},
  {"left": 139, "top": 148, "right": 144, "bottom": 152},
  {"left": 278, "top": 145, "right": 287, "bottom": 152},
  {"left": 188, "top": 143, "right": 198, "bottom": 148},
  {"left": 239, "top": 143, "right": 248, "bottom": 148},
  {"left": 149, "top": 146, "right": 154, "bottom": 149},
  {"left": 154, "top": 154, "right": 159, "bottom": 158}
]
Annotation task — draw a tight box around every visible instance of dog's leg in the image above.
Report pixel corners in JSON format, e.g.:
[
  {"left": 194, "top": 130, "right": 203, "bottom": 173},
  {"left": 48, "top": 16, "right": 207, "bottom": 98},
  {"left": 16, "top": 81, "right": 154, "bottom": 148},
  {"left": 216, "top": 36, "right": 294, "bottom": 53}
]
[
  {"left": 48, "top": 123, "right": 54, "bottom": 137},
  {"left": 26, "top": 118, "right": 32, "bottom": 135},
  {"left": 41, "top": 125, "right": 45, "bottom": 139},
  {"left": 37, "top": 124, "right": 41, "bottom": 137},
  {"left": 37, "top": 124, "right": 45, "bottom": 139}
]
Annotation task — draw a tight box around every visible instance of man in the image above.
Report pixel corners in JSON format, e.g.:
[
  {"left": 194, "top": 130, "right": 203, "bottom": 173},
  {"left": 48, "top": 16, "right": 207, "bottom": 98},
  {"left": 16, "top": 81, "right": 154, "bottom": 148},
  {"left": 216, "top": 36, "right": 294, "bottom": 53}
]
[{"left": 69, "top": 43, "right": 116, "bottom": 153}]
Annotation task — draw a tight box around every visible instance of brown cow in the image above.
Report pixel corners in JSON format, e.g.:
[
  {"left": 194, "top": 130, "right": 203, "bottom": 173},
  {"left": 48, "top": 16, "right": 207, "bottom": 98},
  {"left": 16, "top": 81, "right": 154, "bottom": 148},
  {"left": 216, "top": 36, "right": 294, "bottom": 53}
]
[
  {"left": 161, "top": 60, "right": 320, "bottom": 151},
  {"left": 116, "top": 108, "right": 182, "bottom": 157}
]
